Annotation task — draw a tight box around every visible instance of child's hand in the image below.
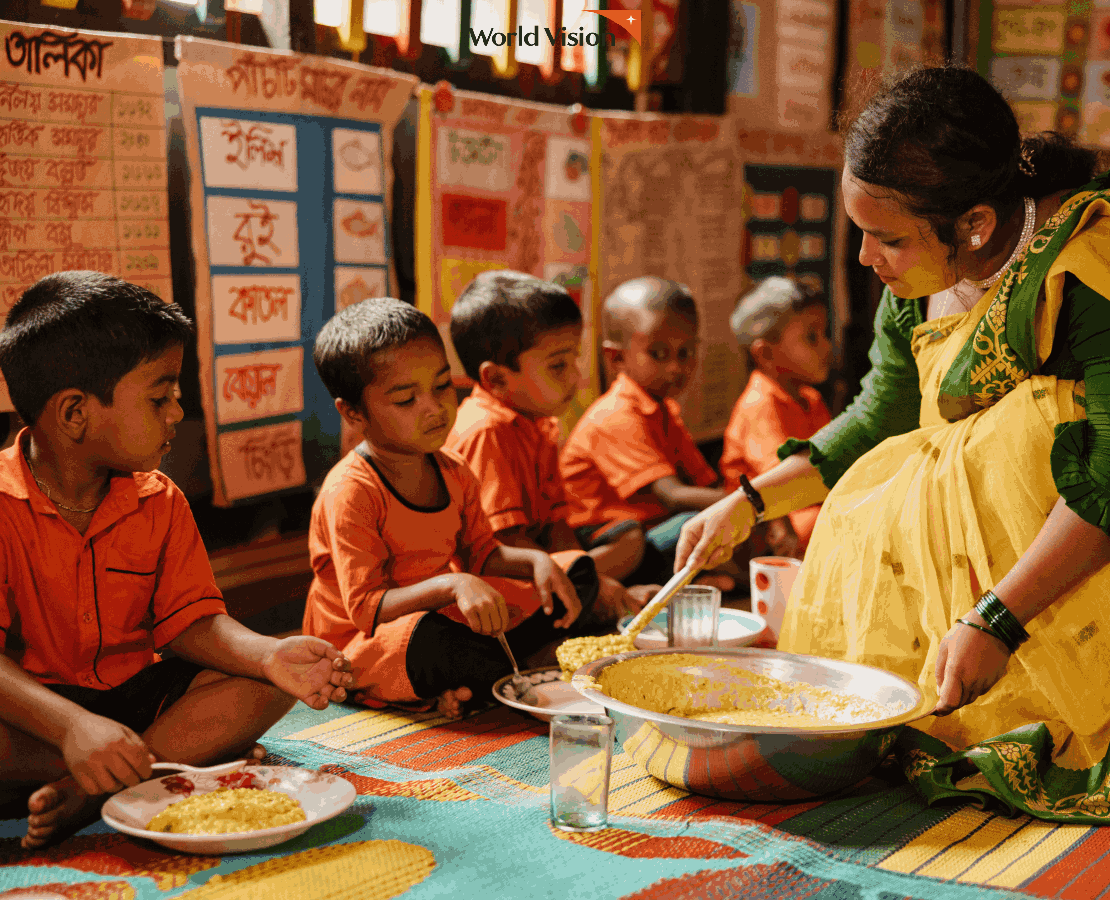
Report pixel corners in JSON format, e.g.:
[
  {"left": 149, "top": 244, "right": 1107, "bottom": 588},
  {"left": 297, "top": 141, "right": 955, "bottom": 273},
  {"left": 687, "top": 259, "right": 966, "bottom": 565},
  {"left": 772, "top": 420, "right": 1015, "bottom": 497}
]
[
  {"left": 532, "top": 553, "right": 581, "bottom": 628},
  {"left": 61, "top": 713, "right": 155, "bottom": 795},
  {"left": 263, "top": 636, "right": 354, "bottom": 711},
  {"left": 452, "top": 574, "right": 511, "bottom": 635}
]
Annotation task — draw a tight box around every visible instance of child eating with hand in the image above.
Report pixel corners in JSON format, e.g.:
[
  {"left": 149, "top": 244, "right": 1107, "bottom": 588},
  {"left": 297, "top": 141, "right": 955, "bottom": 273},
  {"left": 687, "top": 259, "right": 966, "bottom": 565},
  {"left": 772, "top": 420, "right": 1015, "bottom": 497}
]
[
  {"left": 0, "top": 272, "right": 353, "bottom": 849},
  {"left": 303, "top": 297, "right": 601, "bottom": 719}
]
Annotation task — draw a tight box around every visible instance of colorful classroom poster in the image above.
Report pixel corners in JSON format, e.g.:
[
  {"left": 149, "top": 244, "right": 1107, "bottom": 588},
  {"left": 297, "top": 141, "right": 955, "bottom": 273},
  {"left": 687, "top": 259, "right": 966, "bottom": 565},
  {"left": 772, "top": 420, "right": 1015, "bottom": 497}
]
[
  {"left": 0, "top": 20, "right": 170, "bottom": 412},
  {"left": 841, "top": 0, "right": 944, "bottom": 112},
  {"left": 176, "top": 37, "right": 416, "bottom": 506},
  {"left": 415, "top": 85, "right": 600, "bottom": 426},
  {"left": 595, "top": 112, "right": 744, "bottom": 442},
  {"left": 727, "top": 0, "right": 837, "bottom": 133},
  {"left": 734, "top": 126, "right": 847, "bottom": 378},
  {"left": 980, "top": 1, "right": 1090, "bottom": 140}
]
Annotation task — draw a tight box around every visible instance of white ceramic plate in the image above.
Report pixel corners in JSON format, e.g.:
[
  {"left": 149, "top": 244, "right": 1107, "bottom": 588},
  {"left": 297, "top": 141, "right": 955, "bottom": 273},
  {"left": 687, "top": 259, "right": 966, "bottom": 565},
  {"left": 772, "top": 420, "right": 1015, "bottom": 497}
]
[
  {"left": 618, "top": 608, "right": 767, "bottom": 650},
  {"left": 492, "top": 666, "right": 604, "bottom": 722},
  {"left": 101, "top": 764, "right": 357, "bottom": 854}
]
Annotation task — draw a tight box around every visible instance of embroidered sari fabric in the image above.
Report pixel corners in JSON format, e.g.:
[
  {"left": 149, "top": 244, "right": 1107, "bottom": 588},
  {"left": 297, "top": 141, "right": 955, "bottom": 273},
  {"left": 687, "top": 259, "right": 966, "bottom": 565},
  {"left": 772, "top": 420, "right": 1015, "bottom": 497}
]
[{"left": 778, "top": 174, "right": 1110, "bottom": 821}]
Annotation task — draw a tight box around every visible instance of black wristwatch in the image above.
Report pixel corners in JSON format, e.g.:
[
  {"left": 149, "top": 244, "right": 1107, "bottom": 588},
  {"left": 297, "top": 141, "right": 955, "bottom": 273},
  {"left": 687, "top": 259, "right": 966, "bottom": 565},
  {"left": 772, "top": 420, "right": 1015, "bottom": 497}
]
[{"left": 737, "top": 474, "right": 766, "bottom": 524}]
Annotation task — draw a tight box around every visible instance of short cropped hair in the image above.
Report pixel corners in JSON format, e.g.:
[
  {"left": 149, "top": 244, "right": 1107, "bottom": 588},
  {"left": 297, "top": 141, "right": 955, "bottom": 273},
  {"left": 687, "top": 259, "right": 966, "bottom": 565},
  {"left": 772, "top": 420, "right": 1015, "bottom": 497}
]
[
  {"left": 450, "top": 270, "right": 581, "bottom": 381},
  {"left": 313, "top": 297, "right": 443, "bottom": 409},
  {"left": 602, "top": 277, "right": 697, "bottom": 345},
  {"left": 730, "top": 277, "right": 826, "bottom": 357},
  {"left": 0, "top": 271, "right": 194, "bottom": 426}
]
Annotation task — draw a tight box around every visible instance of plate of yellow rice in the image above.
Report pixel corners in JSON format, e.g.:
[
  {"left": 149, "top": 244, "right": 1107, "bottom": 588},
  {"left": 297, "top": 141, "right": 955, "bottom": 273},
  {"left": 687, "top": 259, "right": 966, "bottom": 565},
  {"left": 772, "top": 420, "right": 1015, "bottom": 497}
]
[{"left": 101, "top": 764, "right": 357, "bottom": 854}]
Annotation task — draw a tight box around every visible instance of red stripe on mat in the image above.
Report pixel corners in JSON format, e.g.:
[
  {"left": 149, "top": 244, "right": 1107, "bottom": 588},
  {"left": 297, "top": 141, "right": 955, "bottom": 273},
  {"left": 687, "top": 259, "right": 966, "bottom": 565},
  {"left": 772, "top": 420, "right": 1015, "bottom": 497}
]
[
  {"left": 1022, "top": 828, "right": 1110, "bottom": 899},
  {"left": 368, "top": 711, "right": 542, "bottom": 769},
  {"left": 619, "top": 861, "right": 828, "bottom": 900}
]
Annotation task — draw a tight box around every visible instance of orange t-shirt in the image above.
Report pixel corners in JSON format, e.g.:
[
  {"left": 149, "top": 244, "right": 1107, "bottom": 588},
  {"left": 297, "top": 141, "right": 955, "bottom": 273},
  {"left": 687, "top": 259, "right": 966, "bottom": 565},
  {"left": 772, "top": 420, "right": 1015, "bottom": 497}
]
[
  {"left": 303, "top": 446, "right": 543, "bottom": 705},
  {"left": 0, "top": 430, "right": 226, "bottom": 690},
  {"left": 446, "top": 386, "right": 568, "bottom": 535},
  {"left": 559, "top": 373, "right": 718, "bottom": 529},
  {"left": 719, "top": 370, "right": 831, "bottom": 549}
]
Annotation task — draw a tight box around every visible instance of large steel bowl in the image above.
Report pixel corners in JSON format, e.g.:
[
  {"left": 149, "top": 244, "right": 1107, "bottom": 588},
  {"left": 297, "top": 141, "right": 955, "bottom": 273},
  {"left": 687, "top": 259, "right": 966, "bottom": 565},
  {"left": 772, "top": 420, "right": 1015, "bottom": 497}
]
[{"left": 572, "top": 648, "right": 927, "bottom": 802}]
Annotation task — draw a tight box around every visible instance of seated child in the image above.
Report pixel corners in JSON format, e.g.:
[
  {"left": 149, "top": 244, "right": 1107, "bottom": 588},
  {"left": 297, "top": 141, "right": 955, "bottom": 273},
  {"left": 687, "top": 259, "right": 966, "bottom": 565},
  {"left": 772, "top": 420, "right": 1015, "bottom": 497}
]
[
  {"left": 559, "top": 277, "right": 732, "bottom": 584},
  {"left": 446, "top": 270, "right": 652, "bottom": 615},
  {"left": 0, "top": 272, "right": 353, "bottom": 849},
  {"left": 721, "top": 277, "right": 831, "bottom": 556},
  {"left": 304, "top": 297, "right": 601, "bottom": 719}
]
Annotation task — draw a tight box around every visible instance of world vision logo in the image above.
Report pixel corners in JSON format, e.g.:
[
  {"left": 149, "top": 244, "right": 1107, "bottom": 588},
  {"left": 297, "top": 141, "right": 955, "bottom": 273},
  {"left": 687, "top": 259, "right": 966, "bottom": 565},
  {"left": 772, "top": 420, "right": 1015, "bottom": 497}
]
[{"left": 469, "top": 9, "right": 641, "bottom": 50}]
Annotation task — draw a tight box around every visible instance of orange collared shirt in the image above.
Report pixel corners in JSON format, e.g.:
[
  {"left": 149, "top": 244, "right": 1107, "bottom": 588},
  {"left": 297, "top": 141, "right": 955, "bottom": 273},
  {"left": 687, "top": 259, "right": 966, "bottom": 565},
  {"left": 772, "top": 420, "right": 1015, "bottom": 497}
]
[
  {"left": 0, "top": 431, "right": 226, "bottom": 689},
  {"left": 560, "top": 373, "right": 718, "bottom": 529},
  {"left": 719, "top": 370, "right": 831, "bottom": 549},
  {"left": 446, "top": 386, "right": 568, "bottom": 535}
]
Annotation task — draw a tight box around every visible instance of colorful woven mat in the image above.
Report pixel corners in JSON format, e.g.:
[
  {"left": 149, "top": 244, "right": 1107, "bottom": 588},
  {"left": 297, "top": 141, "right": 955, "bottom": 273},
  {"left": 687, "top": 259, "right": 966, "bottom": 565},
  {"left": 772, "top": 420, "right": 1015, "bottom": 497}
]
[{"left": 1, "top": 700, "right": 1108, "bottom": 899}]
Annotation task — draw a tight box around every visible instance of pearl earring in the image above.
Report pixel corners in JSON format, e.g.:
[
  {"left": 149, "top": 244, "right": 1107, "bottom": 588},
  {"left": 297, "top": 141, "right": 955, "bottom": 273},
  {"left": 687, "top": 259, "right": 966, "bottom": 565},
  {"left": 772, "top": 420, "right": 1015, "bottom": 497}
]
[{"left": 970, "top": 234, "right": 982, "bottom": 248}]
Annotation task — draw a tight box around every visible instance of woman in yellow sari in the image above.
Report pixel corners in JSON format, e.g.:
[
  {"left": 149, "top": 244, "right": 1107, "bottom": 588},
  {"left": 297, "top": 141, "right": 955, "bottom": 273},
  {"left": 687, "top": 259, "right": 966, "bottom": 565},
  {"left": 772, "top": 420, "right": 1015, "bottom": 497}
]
[{"left": 677, "top": 67, "right": 1110, "bottom": 821}]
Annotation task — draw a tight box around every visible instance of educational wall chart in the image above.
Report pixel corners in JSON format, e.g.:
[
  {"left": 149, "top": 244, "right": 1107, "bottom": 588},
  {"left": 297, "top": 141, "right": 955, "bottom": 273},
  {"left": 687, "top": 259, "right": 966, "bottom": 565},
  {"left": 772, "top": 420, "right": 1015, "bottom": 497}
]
[
  {"left": 415, "top": 84, "right": 600, "bottom": 426},
  {"left": 0, "top": 20, "right": 170, "bottom": 411},
  {"left": 727, "top": 0, "right": 837, "bottom": 133},
  {"left": 735, "top": 126, "right": 848, "bottom": 373},
  {"left": 979, "top": 1, "right": 1109, "bottom": 144},
  {"left": 596, "top": 112, "right": 744, "bottom": 442},
  {"left": 841, "top": 0, "right": 945, "bottom": 114},
  {"left": 176, "top": 37, "right": 416, "bottom": 506}
]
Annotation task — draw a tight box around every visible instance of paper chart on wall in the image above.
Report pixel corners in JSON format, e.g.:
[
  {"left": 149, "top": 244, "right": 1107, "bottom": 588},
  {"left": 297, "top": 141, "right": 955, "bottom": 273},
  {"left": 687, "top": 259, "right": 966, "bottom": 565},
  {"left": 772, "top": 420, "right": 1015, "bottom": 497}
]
[
  {"left": 415, "top": 86, "right": 600, "bottom": 428},
  {"left": 596, "top": 113, "right": 744, "bottom": 443},
  {"left": 0, "top": 20, "right": 170, "bottom": 413},
  {"left": 176, "top": 37, "right": 416, "bottom": 506}
]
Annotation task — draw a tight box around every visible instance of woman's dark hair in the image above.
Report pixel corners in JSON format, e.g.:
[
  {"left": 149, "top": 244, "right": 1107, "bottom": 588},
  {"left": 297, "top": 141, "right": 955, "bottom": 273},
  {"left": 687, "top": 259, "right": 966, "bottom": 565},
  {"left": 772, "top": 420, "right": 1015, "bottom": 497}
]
[{"left": 845, "top": 66, "right": 1100, "bottom": 252}]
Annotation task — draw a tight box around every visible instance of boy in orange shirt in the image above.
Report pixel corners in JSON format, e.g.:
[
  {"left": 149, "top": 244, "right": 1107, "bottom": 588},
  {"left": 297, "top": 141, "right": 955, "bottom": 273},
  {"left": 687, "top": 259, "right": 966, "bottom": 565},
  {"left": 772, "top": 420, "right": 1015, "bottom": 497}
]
[
  {"left": 720, "top": 277, "right": 832, "bottom": 556},
  {"left": 0, "top": 272, "right": 352, "bottom": 849},
  {"left": 305, "top": 297, "right": 598, "bottom": 719},
  {"left": 560, "top": 277, "right": 733, "bottom": 585},
  {"left": 446, "top": 270, "right": 650, "bottom": 615}
]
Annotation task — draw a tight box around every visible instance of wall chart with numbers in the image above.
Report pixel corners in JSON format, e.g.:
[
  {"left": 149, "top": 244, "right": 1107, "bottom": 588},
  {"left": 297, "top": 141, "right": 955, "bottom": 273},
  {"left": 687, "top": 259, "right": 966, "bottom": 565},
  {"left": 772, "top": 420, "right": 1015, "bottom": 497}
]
[
  {"left": 175, "top": 37, "right": 416, "bottom": 506},
  {"left": 0, "top": 20, "right": 170, "bottom": 412}
]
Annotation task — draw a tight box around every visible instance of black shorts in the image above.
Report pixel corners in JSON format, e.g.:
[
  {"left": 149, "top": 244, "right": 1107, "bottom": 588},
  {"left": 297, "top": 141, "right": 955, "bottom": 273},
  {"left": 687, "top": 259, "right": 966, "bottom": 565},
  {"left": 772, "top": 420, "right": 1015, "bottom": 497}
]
[
  {"left": 44, "top": 657, "right": 205, "bottom": 735},
  {"left": 574, "top": 518, "right": 641, "bottom": 550}
]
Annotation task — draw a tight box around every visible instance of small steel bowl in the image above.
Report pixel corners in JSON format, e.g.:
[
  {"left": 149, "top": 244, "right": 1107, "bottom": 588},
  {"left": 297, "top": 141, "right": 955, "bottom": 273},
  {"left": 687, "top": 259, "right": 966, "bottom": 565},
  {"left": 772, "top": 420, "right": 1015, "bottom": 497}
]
[{"left": 572, "top": 648, "right": 927, "bottom": 802}]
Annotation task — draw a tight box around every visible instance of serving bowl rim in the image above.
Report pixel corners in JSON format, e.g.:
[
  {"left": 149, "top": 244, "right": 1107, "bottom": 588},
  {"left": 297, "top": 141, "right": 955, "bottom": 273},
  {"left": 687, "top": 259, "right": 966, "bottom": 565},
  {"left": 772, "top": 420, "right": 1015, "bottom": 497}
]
[{"left": 571, "top": 647, "right": 929, "bottom": 736}]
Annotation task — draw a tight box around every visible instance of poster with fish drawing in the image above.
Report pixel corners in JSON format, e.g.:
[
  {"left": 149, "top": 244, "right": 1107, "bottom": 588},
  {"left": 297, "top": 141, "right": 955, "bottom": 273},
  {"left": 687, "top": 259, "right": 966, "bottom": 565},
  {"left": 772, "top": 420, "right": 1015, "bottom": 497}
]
[
  {"left": 416, "top": 85, "right": 601, "bottom": 427},
  {"left": 176, "top": 37, "right": 417, "bottom": 505}
]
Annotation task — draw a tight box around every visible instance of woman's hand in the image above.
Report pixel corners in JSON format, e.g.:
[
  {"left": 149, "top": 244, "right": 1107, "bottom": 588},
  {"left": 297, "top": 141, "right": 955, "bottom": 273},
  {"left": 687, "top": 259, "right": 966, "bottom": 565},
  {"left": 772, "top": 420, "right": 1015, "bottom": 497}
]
[
  {"left": 934, "top": 618, "right": 1011, "bottom": 715},
  {"left": 675, "top": 492, "right": 758, "bottom": 573},
  {"left": 263, "top": 636, "right": 354, "bottom": 710}
]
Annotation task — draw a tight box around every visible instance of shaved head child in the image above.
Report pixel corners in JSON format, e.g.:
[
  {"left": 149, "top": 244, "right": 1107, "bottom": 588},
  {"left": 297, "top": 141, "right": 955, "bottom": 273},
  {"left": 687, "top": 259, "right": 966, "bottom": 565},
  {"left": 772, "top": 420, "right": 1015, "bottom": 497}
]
[{"left": 560, "top": 276, "right": 734, "bottom": 585}]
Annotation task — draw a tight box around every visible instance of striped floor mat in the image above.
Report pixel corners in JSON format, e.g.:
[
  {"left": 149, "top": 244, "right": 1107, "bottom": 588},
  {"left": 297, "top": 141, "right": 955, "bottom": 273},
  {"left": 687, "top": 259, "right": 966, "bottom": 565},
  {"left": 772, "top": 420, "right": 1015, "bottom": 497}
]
[{"left": 1, "top": 700, "right": 1107, "bottom": 899}]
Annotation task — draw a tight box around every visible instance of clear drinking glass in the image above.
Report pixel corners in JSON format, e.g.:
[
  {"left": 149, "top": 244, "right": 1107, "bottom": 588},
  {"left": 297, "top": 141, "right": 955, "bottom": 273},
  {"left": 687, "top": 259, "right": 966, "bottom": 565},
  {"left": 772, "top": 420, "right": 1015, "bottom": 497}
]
[
  {"left": 549, "top": 713, "right": 613, "bottom": 832},
  {"left": 667, "top": 585, "right": 721, "bottom": 648}
]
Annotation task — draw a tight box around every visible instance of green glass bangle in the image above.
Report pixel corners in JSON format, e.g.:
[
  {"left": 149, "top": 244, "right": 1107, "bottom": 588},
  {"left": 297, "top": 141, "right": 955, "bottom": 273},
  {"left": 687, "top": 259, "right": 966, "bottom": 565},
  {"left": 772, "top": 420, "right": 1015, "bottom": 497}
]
[
  {"left": 956, "top": 617, "right": 1010, "bottom": 651},
  {"left": 973, "top": 590, "right": 1029, "bottom": 653}
]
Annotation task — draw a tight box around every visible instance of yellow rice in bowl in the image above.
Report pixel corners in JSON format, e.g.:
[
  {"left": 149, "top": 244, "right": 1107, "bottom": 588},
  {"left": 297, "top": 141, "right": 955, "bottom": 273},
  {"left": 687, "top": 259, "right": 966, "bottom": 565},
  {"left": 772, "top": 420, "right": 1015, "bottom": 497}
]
[{"left": 146, "top": 787, "right": 306, "bottom": 835}]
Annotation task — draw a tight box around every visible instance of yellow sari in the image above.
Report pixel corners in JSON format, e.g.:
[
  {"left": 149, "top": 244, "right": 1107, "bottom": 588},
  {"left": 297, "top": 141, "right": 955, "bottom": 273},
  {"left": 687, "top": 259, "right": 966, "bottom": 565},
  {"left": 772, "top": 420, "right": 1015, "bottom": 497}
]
[{"left": 778, "top": 193, "right": 1110, "bottom": 820}]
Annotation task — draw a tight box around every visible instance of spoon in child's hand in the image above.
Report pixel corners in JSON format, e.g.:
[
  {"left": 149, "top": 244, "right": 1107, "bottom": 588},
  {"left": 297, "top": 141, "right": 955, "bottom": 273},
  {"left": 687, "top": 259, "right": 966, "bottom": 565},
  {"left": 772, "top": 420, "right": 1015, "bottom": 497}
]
[{"left": 496, "top": 632, "right": 538, "bottom": 705}]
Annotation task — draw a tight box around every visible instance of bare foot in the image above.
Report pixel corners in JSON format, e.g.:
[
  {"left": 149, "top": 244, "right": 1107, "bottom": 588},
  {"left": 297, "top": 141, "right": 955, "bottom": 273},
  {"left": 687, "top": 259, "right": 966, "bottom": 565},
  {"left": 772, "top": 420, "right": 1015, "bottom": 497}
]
[
  {"left": 247, "top": 743, "right": 266, "bottom": 762},
  {"left": 695, "top": 572, "right": 735, "bottom": 592},
  {"left": 23, "top": 776, "right": 101, "bottom": 850},
  {"left": 435, "top": 686, "right": 472, "bottom": 719}
]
